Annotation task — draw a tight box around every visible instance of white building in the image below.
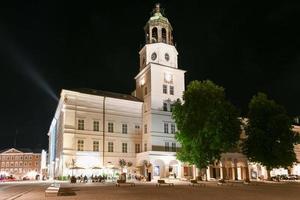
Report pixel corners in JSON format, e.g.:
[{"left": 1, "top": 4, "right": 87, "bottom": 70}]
[
  {"left": 48, "top": 4, "right": 300, "bottom": 181},
  {"left": 48, "top": 4, "right": 188, "bottom": 180}
]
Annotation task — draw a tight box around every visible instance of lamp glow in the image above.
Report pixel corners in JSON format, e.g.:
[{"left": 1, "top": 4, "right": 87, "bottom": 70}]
[
  {"left": 164, "top": 73, "right": 172, "bottom": 82},
  {"left": 140, "top": 78, "right": 145, "bottom": 86}
]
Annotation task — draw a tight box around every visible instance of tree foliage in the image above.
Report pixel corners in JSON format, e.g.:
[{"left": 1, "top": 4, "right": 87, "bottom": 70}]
[
  {"left": 172, "top": 80, "right": 241, "bottom": 169},
  {"left": 242, "top": 93, "right": 299, "bottom": 170}
]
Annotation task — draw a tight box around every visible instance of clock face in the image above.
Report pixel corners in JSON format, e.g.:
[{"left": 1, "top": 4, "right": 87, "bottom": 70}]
[
  {"left": 165, "top": 53, "right": 170, "bottom": 61},
  {"left": 151, "top": 52, "right": 157, "bottom": 61}
]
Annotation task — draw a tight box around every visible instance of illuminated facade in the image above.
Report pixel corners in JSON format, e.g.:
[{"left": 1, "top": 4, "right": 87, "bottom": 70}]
[
  {"left": 0, "top": 148, "right": 43, "bottom": 180},
  {"left": 48, "top": 4, "right": 300, "bottom": 181},
  {"left": 48, "top": 4, "right": 186, "bottom": 179}
]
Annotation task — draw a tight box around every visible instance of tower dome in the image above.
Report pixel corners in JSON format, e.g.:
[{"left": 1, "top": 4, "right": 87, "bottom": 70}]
[{"left": 144, "top": 3, "right": 174, "bottom": 45}]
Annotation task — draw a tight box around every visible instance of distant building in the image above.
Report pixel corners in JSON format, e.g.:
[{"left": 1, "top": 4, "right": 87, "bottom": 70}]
[{"left": 0, "top": 148, "right": 44, "bottom": 180}]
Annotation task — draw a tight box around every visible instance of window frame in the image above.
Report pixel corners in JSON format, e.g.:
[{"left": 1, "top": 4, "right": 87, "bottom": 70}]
[
  {"left": 108, "top": 142, "right": 114, "bottom": 152},
  {"left": 78, "top": 119, "right": 84, "bottom": 130},
  {"left": 108, "top": 122, "right": 114, "bottom": 133},
  {"left": 77, "top": 140, "right": 84, "bottom": 151},
  {"left": 163, "top": 84, "right": 167, "bottom": 94},
  {"left": 93, "top": 120, "right": 100, "bottom": 132},
  {"left": 122, "top": 143, "right": 128, "bottom": 153},
  {"left": 93, "top": 141, "right": 99, "bottom": 152},
  {"left": 170, "top": 85, "right": 174, "bottom": 95},
  {"left": 164, "top": 123, "right": 169, "bottom": 134},
  {"left": 122, "top": 124, "right": 128, "bottom": 134}
]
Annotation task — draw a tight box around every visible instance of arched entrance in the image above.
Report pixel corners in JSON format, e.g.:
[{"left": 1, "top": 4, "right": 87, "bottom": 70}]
[
  {"left": 169, "top": 160, "right": 179, "bottom": 178},
  {"left": 153, "top": 159, "right": 165, "bottom": 178}
]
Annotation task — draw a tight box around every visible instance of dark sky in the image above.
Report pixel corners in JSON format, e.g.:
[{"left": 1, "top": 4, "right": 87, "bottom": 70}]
[{"left": 0, "top": 1, "right": 299, "bottom": 150}]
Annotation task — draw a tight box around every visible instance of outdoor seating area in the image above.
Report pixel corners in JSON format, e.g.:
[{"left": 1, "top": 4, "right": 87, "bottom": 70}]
[
  {"left": 116, "top": 179, "right": 135, "bottom": 187},
  {"left": 190, "top": 179, "right": 206, "bottom": 187},
  {"left": 156, "top": 179, "right": 174, "bottom": 187}
]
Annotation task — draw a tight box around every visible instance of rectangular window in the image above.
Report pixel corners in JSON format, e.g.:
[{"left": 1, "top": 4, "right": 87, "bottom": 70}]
[
  {"left": 108, "top": 142, "right": 114, "bottom": 152},
  {"left": 164, "top": 123, "right": 169, "bottom": 133},
  {"left": 93, "top": 121, "right": 99, "bottom": 131},
  {"left": 135, "top": 144, "right": 140, "bottom": 153},
  {"left": 135, "top": 125, "right": 140, "bottom": 134},
  {"left": 163, "top": 84, "right": 167, "bottom": 94},
  {"left": 122, "top": 143, "right": 128, "bottom": 153},
  {"left": 171, "top": 124, "right": 176, "bottom": 134},
  {"left": 163, "top": 102, "right": 168, "bottom": 111},
  {"left": 77, "top": 140, "right": 84, "bottom": 151},
  {"left": 172, "top": 143, "right": 176, "bottom": 152},
  {"left": 165, "top": 142, "right": 170, "bottom": 151},
  {"left": 93, "top": 141, "right": 99, "bottom": 152},
  {"left": 144, "top": 143, "right": 147, "bottom": 152},
  {"left": 144, "top": 124, "right": 147, "bottom": 134},
  {"left": 78, "top": 119, "right": 84, "bottom": 130},
  {"left": 122, "top": 124, "right": 128, "bottom": 134},
  {"left": 144, "top": 86, "right": 148, "bottom": 95},
  {"left": 108, "top": 122, "right": 114, "bottom": 133},
  {"left": 170, "top": 86, "right": 174, "bottom": 95}
]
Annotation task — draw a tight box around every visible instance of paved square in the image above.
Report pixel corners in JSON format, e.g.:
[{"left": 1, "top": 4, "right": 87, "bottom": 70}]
[{"left": 1, "top": 181, "right": 299, "bottom": 200}]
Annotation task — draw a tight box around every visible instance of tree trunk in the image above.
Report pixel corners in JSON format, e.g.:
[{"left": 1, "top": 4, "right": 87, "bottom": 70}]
[{"left": 267, "top": 169, "right": 271, "bottom": 180}]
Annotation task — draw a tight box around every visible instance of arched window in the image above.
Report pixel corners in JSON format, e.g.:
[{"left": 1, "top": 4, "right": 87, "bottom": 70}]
[
  {"left": 162, "top": 28, "right": 166, "bottom": 43},
  {"left": 152, "top": 27, "right": 158, "bottom": 43}
]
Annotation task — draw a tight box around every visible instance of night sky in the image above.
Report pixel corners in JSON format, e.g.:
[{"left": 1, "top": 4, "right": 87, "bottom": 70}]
[{"left": 0, "top": 1, "right": 299, "bottom": 150}]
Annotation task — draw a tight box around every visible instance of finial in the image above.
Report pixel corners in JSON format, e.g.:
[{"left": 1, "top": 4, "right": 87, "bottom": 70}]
[{"left": 155, "top": 3, "right": 161, "bottom": 13}]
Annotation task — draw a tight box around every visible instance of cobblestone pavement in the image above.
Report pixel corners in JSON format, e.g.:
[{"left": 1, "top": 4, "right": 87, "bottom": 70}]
[{"left": 1, "top": 181, "right": 300, "bottom": 200}]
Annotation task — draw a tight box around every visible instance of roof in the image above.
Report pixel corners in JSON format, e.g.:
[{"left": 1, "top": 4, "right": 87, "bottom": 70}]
[
  {"left": 0, "top": 148, "right": 42, "bottom": 154},
  {"left": 71, "top": 88, "right": 143, "bottom": 102}
]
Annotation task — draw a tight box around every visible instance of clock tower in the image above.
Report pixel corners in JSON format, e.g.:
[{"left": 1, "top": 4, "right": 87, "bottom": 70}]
[{"left": 135, "top": 4, "right": 185, "bottom": 171}]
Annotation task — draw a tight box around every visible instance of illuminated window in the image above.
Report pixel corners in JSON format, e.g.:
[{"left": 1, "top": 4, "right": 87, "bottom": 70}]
[
  {"left": 93, "top": 141, "right": 99, "bottom": 152},
  {"left": 171, "top": 124, "right": 176, "bottom": 134},
  {"left": 108, "top": 142, "right": 114, "bottom": 152},
  {"left": 165, "top": 142, "right": 170, "bottom": 151},
  {"left": 163, "top": 85, "right": 167, "bottom": 94},
  {"left": 135, "top": 144, "right": 140, "bottom": 153},
  {"left": 122, "top": 143, "right": 128, "bottom": 153},
  {"left": 122, "top": 124, "right": 128, "bottom": 134},
  {"left": 108, "top": 122, "right": 114, "bottom": 133},
  {"left": 170, "top": 86, "right": 174, "bottom": 95},
  {"left": 78, "top": 119, "right": 84, "bottom": 130},
  {"left": 172, "top": 143, "right": 176, "bottom": 152},
  {"left": 77, "top": 140, "right": 84, "bottom": 151},
  {"left": 93, "top": 121, "right": 99, "bottom": 131},
  {"left": 164, "top": 123, "right": 169, "bottom": 133}
]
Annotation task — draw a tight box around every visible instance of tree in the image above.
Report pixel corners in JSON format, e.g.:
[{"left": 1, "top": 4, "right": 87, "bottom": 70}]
[
  {"left": 119, "top": 159, "right": 126, "bottom": 172},
  {"left": 172, "top": 80, "right": 241, "bottom": 171},
  {"left": 242, "top": 93, "right": 299, "bottom": 179}
]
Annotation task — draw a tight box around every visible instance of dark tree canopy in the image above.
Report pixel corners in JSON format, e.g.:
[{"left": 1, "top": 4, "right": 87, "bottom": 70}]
[
  {"left": 172, "top": 80, "right": 241, "bottom": 169},
  {"left": 242, "top": 93, "right": 299, "bottom": 170}
]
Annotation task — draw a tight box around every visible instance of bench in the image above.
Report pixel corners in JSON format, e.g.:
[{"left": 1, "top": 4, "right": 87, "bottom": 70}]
[
  {"left": 45, "top": 183, "right": 60, "bottom": 197},
  {"left": 116, "top": 179, "right": 135, "bottom": 187},
  {"left": 190, "top": 179, "right": 206, "bottom": 187},
  {"left": 156, "top": 179, "right": 174, "bottom": 187}
]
